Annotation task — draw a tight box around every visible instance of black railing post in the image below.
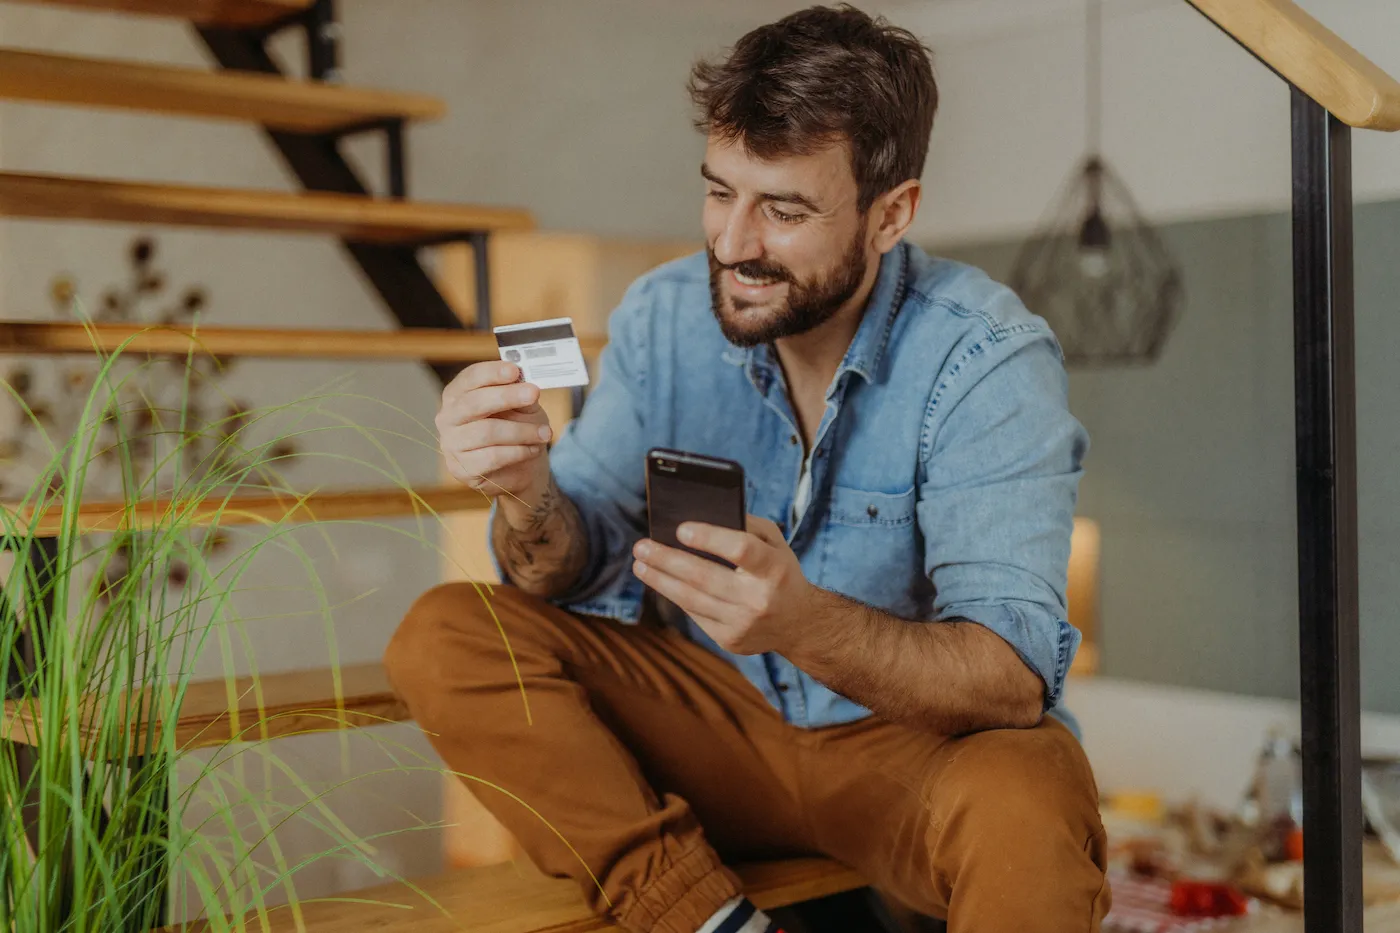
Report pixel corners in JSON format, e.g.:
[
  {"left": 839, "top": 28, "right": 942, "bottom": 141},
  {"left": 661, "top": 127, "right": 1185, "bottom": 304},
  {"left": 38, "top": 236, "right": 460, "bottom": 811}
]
[
  {"left": 470, "top": 232, "right": 493, "bottom": 332},
  {"left": 306, "top": 0, "right": 339, "bottom": 82},
  {"left": 1291, "top": 87, "right": 1362, "bottom": 933},
  {"left": 386, "top": 119, "right": 407, "bottom": 199}
]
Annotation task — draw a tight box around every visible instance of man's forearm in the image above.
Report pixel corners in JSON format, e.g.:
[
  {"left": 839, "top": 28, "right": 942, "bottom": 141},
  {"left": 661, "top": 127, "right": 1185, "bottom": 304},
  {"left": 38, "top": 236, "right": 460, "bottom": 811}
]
[
  {"left": 490, "top": 476, "right": 590, "bottom": 599},
  {"left": 788, "top": 590, "right": 1046, "bottom": 734}
]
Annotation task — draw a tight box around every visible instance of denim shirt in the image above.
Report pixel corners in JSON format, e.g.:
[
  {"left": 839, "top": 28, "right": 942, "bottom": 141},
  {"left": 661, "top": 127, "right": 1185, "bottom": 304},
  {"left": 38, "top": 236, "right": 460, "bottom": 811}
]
[{"left": 526, "top": 241, "right": 1088, "bottom": 729}]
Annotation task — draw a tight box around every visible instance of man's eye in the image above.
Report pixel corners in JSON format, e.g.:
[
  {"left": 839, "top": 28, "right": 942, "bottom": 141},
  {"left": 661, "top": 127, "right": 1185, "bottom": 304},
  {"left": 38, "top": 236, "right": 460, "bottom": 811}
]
[
  {"left": 707, "top": 189, "right": 733, "bottom": 203},
  {"left": 767, "top": 206, "right": 805, "bottom": 225}
]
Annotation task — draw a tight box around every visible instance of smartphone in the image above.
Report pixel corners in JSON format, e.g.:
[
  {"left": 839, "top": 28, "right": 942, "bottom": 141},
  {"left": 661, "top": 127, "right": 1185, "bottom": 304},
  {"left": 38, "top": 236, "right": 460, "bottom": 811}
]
[{"left": 645, "top": 448, "right": 747, "bottom": 567}]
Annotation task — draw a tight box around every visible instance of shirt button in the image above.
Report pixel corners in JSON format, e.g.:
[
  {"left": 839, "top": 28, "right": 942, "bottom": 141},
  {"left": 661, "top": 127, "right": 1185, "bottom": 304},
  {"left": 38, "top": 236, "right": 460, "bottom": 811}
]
[
  {"left": 776, "top": 683, "right": 790, "bottom": 693},
  {"left": 789, "top": 434, "right": 799, "bottom": 445},
  {"left": 867, "top": 504, "right": 880, "bottom": 518}
]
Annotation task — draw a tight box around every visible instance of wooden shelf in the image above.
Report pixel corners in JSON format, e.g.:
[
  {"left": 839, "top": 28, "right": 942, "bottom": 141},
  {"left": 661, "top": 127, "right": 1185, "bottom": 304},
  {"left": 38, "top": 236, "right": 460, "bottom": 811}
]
[
  {"left": 3, "top": 662, "right": 409, "bottom": 753},
  {"left": 1186, "top": 0, "right": 1400, "bottom": 131},
  {"left": 0, "top": 49, "right": 445, "bottom": 132},
  {"left": 0, "top": 172, "right": 534, "bottom": 242},
  {"left": 0, "top": 321, "right": 604, "bottom": 362},
  {"left": 4, "top": 484, "right": 491, "bottom": 536},
  {"left": 5, "top": 0, "right": 311, "bottom": 27},
  {"left": 165, "top": 857, "right": 866, "bottom": 933}
]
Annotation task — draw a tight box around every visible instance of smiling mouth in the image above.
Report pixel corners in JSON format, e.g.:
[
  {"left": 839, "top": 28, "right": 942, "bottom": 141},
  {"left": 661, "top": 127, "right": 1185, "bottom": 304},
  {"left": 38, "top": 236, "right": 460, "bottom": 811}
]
[{"left": 731, "top": 269, "right": 783, "bottom": 288}]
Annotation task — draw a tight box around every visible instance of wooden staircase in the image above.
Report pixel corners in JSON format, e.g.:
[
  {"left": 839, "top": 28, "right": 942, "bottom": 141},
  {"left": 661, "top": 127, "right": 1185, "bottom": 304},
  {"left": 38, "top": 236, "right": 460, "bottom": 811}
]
[
  {"left": 0, "top": 0, "right": 539, "bottom": 738},
  {"left": 0, "top": 2, "right": 872, "bottom": 931}
]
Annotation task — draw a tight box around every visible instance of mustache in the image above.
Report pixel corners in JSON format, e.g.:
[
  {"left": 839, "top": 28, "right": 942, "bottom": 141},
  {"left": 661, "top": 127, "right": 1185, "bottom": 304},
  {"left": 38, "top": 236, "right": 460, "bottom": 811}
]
[{"left": 709, "top": 252, "right": 795, "bottom": 286}]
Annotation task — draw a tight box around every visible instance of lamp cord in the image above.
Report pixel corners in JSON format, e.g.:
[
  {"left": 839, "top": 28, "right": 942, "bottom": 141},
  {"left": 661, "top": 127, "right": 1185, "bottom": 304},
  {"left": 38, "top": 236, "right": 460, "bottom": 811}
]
[{"left": 1086, "top": 0, "right": 1102, "bottom": 156}]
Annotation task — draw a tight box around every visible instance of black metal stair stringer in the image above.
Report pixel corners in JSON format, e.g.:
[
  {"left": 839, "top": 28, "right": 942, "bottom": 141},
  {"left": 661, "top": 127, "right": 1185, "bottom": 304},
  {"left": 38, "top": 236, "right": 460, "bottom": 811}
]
[{"left": 195, "top": 25, "right": 469, "bottom": 385}]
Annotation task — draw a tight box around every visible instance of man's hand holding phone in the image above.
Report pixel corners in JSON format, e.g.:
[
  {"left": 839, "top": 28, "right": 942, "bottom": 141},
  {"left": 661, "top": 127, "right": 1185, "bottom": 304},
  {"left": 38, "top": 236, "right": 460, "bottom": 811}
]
[
  {"left": 437, "top": 361, "right": 554, "bottom": 516},
  {"left": 634, "top": 507, "right": 820, "bottom": 658}
]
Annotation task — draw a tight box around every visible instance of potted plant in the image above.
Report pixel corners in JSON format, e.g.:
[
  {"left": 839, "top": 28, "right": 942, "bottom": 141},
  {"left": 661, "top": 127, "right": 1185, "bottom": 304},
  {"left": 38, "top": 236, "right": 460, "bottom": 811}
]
[{"left": 1, "top": 284, "right": 448, "bottom": 931}]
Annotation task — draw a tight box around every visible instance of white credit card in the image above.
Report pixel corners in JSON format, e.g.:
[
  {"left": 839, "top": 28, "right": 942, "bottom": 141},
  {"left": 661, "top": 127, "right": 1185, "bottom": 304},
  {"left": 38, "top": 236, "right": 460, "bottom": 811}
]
[{"left": 493, "top": 317, "right": 590, "bottom": 390}]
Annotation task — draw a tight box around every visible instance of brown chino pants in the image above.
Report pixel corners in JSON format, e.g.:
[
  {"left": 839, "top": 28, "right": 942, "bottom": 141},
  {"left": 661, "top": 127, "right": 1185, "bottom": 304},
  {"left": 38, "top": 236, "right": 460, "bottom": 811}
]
[{"left": 384, "top": 584, "right": 1111, "bottom": 933}]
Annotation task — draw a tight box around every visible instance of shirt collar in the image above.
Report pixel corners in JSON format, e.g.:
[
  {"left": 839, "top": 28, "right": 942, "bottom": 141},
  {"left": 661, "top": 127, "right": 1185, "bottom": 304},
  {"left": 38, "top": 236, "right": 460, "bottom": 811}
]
[
  {"left": 721, "top": 242, "right": 910, "bottom": 391},
  {"left": 834, "top": 240, "right": 910, "bottom": 386}
]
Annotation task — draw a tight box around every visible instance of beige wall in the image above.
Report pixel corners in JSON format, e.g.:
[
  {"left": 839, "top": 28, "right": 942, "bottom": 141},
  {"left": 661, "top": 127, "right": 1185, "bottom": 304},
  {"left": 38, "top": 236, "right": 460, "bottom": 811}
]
[{"left": 331, "top": 0, "right": 1400, "bottom": 248}]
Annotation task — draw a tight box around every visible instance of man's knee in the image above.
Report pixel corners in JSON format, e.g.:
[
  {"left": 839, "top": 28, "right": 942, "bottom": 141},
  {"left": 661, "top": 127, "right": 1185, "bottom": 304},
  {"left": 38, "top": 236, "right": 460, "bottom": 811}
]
[
  {"left": 936, "top": 720, "right": 1102, "bottom": 848},
  {"left": 385, "top": 583, "right": 473, "bottom": 694},
  {"left": 383, "top": 583, "right": 530, "bottom": 708}
]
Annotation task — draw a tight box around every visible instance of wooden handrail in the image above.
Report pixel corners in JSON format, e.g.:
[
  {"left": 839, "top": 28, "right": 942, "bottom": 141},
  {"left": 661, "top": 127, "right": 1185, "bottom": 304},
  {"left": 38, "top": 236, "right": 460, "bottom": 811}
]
[
  {"left": 3, "top": 485, "right": 490, "bottom": 536},
  {"left": 0, "top": 321, "right": 605, "bottom": 361},
  {"left": 1185, "top": 0, "right": 1400, "bottom": 131}
]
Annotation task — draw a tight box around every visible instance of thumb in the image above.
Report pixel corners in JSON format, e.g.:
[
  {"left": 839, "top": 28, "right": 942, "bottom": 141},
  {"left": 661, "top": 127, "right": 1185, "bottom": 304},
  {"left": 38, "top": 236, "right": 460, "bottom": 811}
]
[{"left": 745, "top": 514, "right": 786, "bottom": 546}]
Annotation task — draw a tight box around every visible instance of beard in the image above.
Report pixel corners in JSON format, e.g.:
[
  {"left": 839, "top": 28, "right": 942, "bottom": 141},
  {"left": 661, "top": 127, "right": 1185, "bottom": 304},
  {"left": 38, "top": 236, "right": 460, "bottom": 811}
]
[{"left": 707, "top": 228, "right": 868, "bottom": 348}]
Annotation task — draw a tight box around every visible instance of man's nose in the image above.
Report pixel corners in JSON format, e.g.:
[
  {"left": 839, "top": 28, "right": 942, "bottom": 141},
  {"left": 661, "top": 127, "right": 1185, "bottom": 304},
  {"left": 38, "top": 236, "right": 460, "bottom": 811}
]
[{"left": 712, "top": 207, "right": 763, "bottom": 267}]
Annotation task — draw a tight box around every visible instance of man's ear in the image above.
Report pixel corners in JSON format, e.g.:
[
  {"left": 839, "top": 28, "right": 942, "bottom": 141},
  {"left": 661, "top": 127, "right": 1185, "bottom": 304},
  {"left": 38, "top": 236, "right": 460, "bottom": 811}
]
[{"left": 870, "top": 179, "right": 922, "bottom": 253}]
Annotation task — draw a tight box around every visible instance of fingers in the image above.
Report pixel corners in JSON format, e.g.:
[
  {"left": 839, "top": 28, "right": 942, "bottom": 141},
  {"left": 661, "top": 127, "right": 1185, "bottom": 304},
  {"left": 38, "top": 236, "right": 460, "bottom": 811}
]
[
  {"left": 439, "top": 380, "right": 543, "bottom": 425},
  {"left": 632, "top": 554, "right": 754, "bottom": 655},
  {"left": 675, "top": 522, "right": 770, "bottom": 571},
  {"left": 448, "top": 360, "right": 521, "bottom": 394},
  {"left": 440, "top": 414, "right": 552, "bottom": 489},
  {"left": 439, "top": 361, "right": 542, "bottom": 423},
  {"left": 444, "top": 418, "right": 552, "bottom": 452},
  {"left": 434, "top": 361, "right": 554, "bottom": 496},
  {"left": 444, "top": 444, "right": 544, "bottom": 488},
  {"left": 634, "top": 538, "right": 743, "bottom": 596},
  {"left": 632, "top": 555, "right": 734, "bottom": 622}
]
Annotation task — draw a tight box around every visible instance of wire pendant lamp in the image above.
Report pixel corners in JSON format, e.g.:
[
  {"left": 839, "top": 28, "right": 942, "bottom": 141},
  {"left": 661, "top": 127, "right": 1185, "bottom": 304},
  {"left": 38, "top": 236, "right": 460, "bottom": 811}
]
[{"left": 1008, "top": 0, "right": 1183, "bottom": 366}]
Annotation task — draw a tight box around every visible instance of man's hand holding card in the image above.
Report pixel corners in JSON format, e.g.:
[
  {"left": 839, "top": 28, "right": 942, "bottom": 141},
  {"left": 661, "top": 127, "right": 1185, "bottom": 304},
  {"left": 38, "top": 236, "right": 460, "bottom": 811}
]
[
  {"left": 435, "top": 317, "right": 590, "bottom": 502},
  {"left": 492, "top": 318, "right": 591, "bottom": 391}
]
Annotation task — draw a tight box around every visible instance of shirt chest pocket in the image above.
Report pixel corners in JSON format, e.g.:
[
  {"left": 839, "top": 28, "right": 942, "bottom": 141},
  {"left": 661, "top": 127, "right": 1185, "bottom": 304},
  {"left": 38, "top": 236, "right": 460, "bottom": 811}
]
[{"left": 816, "top": 483, "right": 927, "bottom": 616}]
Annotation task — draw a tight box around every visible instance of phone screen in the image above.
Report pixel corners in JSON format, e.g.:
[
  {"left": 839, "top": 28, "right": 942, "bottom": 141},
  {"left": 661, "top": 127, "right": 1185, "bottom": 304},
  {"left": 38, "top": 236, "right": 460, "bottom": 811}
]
[{"left": 646, "top": 449, "right": 746, "bottom": 566}]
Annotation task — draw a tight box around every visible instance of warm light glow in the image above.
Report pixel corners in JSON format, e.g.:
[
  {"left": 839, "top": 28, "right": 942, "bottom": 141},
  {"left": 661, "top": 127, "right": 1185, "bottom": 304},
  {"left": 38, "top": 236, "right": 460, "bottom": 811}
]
[{"left": 1068, "top": 517, "right": 1102, "bottom": 676}]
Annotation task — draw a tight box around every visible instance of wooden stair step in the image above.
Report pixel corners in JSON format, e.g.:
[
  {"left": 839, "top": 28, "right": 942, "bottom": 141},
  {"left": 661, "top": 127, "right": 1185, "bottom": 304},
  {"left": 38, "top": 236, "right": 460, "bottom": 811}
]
[
  {"left": 167, "top": 857, "right": 867, "bottom": 932},
  {"left": 0, "top": 321, "right": 605, "bottom": 362},
  {"left": 0, "top": 48, "right": 445, "bottom": 132},
  {"left": 4, "top": 484, "right": 490, "bottom": 536},
  {"left": 5, "top": 0, "right": 311, "bottom": 27},
  {"left": 0, "top": 171, "right": 534, "bottom": 241},
  {"left": 3, "top": 662, "right": 409, "bottom": 753}
]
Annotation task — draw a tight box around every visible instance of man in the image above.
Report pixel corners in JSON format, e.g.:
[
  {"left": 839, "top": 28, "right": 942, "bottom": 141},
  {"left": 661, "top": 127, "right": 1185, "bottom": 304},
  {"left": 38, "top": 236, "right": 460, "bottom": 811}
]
[{"left": 386, "top": 6, "right": 1109, "bottom": 932}]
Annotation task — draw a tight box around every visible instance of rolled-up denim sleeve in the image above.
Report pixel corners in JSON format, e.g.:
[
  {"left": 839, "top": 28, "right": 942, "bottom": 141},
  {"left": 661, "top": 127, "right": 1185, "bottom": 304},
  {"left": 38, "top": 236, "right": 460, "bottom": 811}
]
[
  {"left": 487, "top": 279, "right": 654, "bottom": 622},
  {"left": 915, "top": 331, "right": 1089, "bottom": 708}
]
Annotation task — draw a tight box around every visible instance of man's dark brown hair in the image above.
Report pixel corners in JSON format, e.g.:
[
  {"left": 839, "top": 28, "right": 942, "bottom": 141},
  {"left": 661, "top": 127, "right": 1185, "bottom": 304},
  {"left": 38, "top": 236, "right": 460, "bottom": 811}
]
[{"left": 688, "top": 4, "right": 938, "bottom": 213}]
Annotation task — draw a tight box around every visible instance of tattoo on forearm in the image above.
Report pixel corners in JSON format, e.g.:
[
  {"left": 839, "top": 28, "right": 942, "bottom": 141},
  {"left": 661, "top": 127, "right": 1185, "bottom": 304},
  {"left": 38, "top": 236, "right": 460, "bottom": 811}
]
[{"left": 491, "top": 478, "right": 589, "bottom": 597}]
